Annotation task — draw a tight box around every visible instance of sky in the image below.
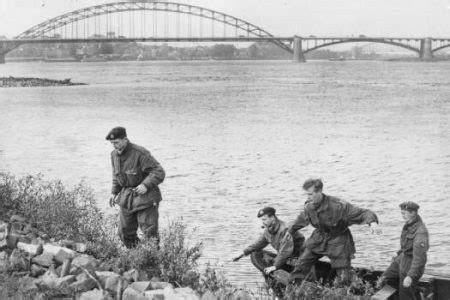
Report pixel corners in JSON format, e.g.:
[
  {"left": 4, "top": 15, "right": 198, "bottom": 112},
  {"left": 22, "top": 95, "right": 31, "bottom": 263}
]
[{"left": 0, "top": 0, "right": 450, "bottom": 38}]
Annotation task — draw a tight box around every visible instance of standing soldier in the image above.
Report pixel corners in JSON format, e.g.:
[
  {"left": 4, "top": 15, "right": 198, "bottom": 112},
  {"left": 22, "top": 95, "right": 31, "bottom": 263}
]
[
  {"left": 288, "top": 178, "right": 381, "bottom": 284},
  {"left": 106, "top": 126, "right": 165, "bottom": 248},
  {"left": 381, "top": 201, "right": 429, "bottom": 300}
]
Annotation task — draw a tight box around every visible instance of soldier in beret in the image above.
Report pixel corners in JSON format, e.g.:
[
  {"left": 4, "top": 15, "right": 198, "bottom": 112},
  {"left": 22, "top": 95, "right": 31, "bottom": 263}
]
[
  {"left": 106, "top": 126, "right": 165, "bottom": 248},
  {"left": 289, "top": 178, "right": 381, "bottom": 284},
  {"left": 232, "top": 206, "right": 305, "bottom": 289},
  {"left": 380, "top": 201, "right": 429, "bottom": 299}
]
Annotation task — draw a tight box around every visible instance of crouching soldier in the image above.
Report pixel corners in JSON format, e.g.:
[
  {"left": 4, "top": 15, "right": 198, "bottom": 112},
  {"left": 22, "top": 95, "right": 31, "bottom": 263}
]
[
  {"left": 380, "top": 201, "right": 429, "bottom": 300},
  {"left": 232, "top": 207, "right": 305, "bottom": 293}
]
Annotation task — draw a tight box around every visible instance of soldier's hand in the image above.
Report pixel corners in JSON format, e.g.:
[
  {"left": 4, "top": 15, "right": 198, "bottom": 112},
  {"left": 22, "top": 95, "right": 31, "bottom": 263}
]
[
  {"left": 135, "top": 184, "right": 148, "bottom": 195},
  {"left": 403, "top": 276, "right": 412, "bottom": 288},
  {"left": 232, "top": 252, "right": 244, "bottom": 262},
  {"left": 264, "top": 266, "right": 276, "bottom": 274},
  {"left": 369, "top": 222, "right": 382, "bottom": 235},
  {"left": 109, "top": 194, "right": 117, "bottom": 208}
]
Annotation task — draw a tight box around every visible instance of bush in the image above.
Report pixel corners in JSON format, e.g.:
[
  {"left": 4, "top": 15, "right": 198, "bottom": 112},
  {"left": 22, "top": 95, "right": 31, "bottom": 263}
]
[
  {"left": 115, "top": 219, "right": 203, "bottom": 287},
  {"left": 0, "top": 173, "right": 120, "bottom": 259}
]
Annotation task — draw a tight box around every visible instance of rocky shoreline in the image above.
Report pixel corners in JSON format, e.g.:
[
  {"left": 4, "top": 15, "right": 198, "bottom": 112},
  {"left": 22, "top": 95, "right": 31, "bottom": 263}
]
[{"left": 0, "top": 77, "right": 86, "bottom": 87}]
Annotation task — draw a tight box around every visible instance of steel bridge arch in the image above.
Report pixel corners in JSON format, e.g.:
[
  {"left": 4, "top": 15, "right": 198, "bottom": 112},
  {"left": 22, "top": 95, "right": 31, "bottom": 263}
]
[
  {"left": 303, "top": 38, "right": 420, "bottom": 55},
  {"left": 16, "top": 1, "right": 292, "bottom": 53},
  {"left": 432, "top": 43, "right": 450, "bottom": 53}
]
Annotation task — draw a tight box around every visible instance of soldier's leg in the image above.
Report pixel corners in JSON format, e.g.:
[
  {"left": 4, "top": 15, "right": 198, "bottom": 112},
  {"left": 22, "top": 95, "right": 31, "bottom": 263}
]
[
  {"left": 382, "top": 256, "right": 400, "bottom": 289},
  {"left": 398, "top": 254, "right": 418, "bottom": 300},
  {"left": 119, "top": 207, "right": 139, "bottom": 248},
  {"left": 290, "top": 248, "right": 322, "bottom": 282},
  {"left": 332, "top": 256, "right": 352, "bottom": 285},
  {"left": 137, "top": 204, "right": 159, "bottom": 241}
]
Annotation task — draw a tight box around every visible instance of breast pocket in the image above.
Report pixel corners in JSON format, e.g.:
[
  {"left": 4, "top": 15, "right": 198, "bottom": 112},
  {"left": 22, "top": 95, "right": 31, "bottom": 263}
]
[{"left": 125, "top": 169, "right": 141, "bottom": 187}]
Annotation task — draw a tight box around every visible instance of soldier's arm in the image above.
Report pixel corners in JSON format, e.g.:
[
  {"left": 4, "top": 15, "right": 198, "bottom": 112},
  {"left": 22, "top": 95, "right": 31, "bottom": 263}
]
[
  {"left": 345, "top": 201, "right": 378, "bottom": 226},
  {"left": 273, "top": 232, "right": 294, "bottom": 269},
  {"left": 407, "top": 230, "right": 429, "bottom": 280},
  {"left": 140, "top": 152, "right": 165, "bottom": 190},
  {"left": 289, "top": 211, "right": 310, "bottom": 235},
  {"left": 243, "top": 234, "right": 269, "bottom": 255},
  {"left": 111, "top": 153, "right": 121, "bottom": 195}
]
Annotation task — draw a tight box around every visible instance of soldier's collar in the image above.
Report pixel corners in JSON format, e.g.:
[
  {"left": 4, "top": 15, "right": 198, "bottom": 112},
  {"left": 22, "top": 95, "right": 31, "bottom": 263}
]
[
  {"left": 316, "top": 194, "right": 328, "bottom": 212},
  {"left": 117, "top": 140, "right": 130, "bottom": 155},
  {"left": 267, "top": 218, "right": 280, "bottom": 234},
  {"left": 405, "top": 215, "right": 421, "bottom": 231}
]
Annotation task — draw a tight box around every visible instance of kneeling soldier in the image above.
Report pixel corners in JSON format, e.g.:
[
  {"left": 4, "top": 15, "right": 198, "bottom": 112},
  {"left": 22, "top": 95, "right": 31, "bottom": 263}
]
[
  {"left": 381, "top": 201, "right": 429, "bottom": 300},
  {"left": 232, "top": 207, "right": 305, "bottom": 290}
]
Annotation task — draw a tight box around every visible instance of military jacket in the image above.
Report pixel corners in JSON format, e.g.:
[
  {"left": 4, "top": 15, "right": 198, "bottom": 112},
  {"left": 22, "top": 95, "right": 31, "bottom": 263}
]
[
  {"left": 111, "top": 142, "right": 165, "bottom": 212},
  {"left": 290, "top": 194, "right": 378, "bottom": 259},
  {"left": 243, "top": 219, "right": 305, "bottom": 269},
  {"left": 399, "top": 215, "right": 429, "bottom": 279}
]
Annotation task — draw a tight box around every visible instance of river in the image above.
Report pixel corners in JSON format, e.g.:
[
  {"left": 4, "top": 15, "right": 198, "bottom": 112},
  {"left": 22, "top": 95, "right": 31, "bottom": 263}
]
[{"left": 1, "top": 60, "right": 449, "bottom": 286}]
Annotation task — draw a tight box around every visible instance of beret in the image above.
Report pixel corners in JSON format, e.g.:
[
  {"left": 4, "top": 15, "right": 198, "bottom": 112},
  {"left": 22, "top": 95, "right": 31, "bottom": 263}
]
[
  {"left": 105, "top": 127, "right": 127, "bottom": 140},
  {"left": 257, "top": 207, "right": 276, "bottom": 218},
  {"left": 399, "top": 201, "right": 420, "bottom": 212}
]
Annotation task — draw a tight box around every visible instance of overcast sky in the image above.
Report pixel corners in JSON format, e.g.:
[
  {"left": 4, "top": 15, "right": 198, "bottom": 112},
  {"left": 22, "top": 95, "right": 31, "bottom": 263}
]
[{"left": 1, "top": 0, "right": 449, "bottom": 38}]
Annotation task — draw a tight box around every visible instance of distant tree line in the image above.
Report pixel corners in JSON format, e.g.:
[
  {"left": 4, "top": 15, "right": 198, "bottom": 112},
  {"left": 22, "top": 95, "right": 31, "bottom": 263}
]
[{"left": 7, "top": 41, "right": 350, "bottom": 61}]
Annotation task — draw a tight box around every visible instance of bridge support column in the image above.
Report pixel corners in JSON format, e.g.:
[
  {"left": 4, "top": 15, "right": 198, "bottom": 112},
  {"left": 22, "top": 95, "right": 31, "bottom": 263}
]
[
  {"left": 293, "top": 36, "right": 306, "bottom": 63},
  {"left": 0, "top": 41, "right": 21, "bottom": 64},
  {"left": 419, "top": 37, "right": 433, "bottom": 60}
]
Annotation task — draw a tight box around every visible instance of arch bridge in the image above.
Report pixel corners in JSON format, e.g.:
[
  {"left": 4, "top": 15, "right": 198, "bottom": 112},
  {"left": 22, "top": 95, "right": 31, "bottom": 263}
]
[{"left": 1, "top": 1, "right": 449, "bottom": 63}]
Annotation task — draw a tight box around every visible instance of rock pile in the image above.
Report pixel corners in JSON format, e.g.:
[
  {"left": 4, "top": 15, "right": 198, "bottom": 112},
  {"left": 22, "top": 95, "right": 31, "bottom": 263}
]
[
  {"left": 0, "top": 76, "right": 86, "bottom": 87},
  {"left": 0, "top": 215, "right": 206, "bottom": 300}
]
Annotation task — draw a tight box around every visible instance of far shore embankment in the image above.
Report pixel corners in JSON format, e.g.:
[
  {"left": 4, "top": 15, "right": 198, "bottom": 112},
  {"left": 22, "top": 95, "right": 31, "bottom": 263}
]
[{"left": 0, "top": 76, "right": 86, "bottom": 88}]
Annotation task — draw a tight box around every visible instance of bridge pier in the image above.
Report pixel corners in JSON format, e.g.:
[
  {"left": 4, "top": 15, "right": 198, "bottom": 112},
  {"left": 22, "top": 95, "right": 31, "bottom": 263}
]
[
  {"left": 0, "top": 41, "right": 21, "bottom": 64},
  {"left": 419, "top": 37, "right": 433, "bottom": 60},
  {"left": 293, "top": 36, "right": 306, "bottom": 63}
]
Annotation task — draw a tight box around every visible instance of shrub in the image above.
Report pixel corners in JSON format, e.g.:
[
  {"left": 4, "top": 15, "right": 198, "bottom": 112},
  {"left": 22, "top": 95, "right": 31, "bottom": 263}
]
[{"left": 0, "top": 173, "right": 120, "bottom": 260}]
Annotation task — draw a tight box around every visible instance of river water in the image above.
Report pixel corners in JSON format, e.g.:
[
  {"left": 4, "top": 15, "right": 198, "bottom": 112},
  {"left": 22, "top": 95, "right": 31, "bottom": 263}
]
[{"left": 0, "top": 60, "right": 449, "bottom": 286}]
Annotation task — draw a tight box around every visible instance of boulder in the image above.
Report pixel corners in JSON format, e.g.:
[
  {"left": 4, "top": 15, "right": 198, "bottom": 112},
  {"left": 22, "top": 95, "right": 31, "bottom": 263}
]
[
  {"left": 72, "top": 254, "right": 98, "bottom": 272},
  {"left": 54, "top": 248, "right": 75, "bottom": 264},
  {"left": 10, "top": 215, "right": 26, "bottom": 223},
  {"left": 80, "top": 289, "right": 112, "bottom": 300},
  {"left": 122, "top": 286, "right": 148, "bottom": 300},
  {"left": 96, "top": 271, "right": 120, "bottom": 286},
  {"left": 164, "top": 286, "right": 200, "bottom": 300},
  {"left": 69, "top": 277, "right": 97, "bottom": 293},
  {"left": 18, "top": 276, "right": 40, "bottom": 294},
  {"left": 0, "top": 251, "right": 8, "bottom": 272},
  {"left": 150, "top": 281, "right": 173, "bottom": 290},
  {"left": 128, "top": 281, "right": 152, "bottom": 293},
  {"left": 143, "top": 289, "right": 165, "bottom": 300},
  {"left": 0, "top": 220, "right": 7, "bottom": 232},
  {"left": 32, "top": 252, "right": 54, "bottom": 267},
  {"left": 17, "top": 242, "right": 43, "bottom": 256},
  {"left": 75, "top": 242, "right": 87, "bottom": 253},
  {"left": 123, "top": 268, "right": 139, "bottom": 282},
  {"left": 9, "top": 249, "right": 30, "bottom": 271},
  {"left": 43, "top": 244, "right": 76, "bottom": 257},
  {"left": 60, "top": 258, "right": 72, "bottom": 277},
  {"left": 30, "top": 264, "right": 46, "bottom": 277}
]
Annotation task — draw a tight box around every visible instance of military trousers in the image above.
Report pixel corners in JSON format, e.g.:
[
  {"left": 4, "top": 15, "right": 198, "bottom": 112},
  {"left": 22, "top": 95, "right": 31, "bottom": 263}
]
[
  {"left": 383, "top": 253, "right": 421, "bottom": 300},
  {"left": 290, "top": 248, "right": 351, "bottom": 284},
  {"left": 118, "top": 204, "right": 159, "bottom": 248}
]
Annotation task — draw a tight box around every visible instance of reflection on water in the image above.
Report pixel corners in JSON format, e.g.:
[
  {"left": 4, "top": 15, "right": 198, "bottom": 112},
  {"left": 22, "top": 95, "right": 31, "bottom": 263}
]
[{"left": 1, "top": 60, "right": 449, "bottom": 285}]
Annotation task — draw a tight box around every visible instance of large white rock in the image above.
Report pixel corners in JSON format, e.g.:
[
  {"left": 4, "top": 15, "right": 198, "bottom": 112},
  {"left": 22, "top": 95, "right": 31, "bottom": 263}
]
[{"left": 164, "top": 286, "right": 200, "bottom": 300}]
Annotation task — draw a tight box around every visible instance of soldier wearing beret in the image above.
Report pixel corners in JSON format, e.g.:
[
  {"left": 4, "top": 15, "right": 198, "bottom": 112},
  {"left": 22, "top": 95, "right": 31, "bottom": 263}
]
[
  {"left": 288, "top": 178, "right": 381, "bottom": 284},
  {"left": 232, "top": 207, "right": 305, "bottom": 282},
  {"left": 380, "top": 201, "right": 429, "bottom": 299},
  {"left": 106, "top": 126, "right": 165, "bottom": 248}
]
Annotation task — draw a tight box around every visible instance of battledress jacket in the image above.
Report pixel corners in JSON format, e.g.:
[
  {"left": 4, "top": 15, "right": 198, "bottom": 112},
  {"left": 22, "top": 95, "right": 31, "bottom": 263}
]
[
  {"left": 398, "top": 215, "right": 429, "bottom": 279},
  {"left": 243, "top": 219, "right": 305, "bottom": 269},
  {"left": 111, "top": 142, "right": 165, "bottom": 213},
  {"left": 289, "top": 194, "right": 378, "bottom": 260}
]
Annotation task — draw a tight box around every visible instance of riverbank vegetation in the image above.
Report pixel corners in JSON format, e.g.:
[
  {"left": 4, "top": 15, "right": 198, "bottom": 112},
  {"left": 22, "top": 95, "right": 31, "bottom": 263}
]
[{"left": 0, "top": 173, "right": 382, "bottom": 299}]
